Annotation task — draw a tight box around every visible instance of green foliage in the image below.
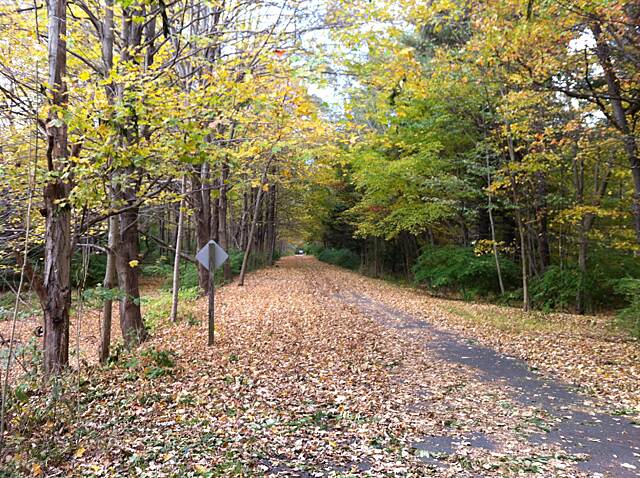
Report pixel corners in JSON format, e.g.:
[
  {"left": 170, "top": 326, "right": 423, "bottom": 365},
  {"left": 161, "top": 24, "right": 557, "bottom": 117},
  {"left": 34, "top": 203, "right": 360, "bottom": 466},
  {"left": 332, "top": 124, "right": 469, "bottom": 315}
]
[
  {"left": 82, "top": 285, "right": 125, "bottom": 308},
  {"left": 528, "top": 252, "right": 640, "bottom": 313},
  {"left": 71, "top": 252, "right": 107, "bottom": 287},
  {"left": 614, "top": 278, "right": 640, "bottom": 338},
  {"left": 141, "top": 262, "right": 173, "bottom": 277},
  {"left": 304, "top": 243, "right": 324, "bottom": 256},
  {"left": 590, "top": 249, "right": 640, "bottom": 294},
  {"left": 0, "top": 297, "right": 37, "bottom": 322},
  {"left": 529, "top": 266, "right": 583, "bottom": 312},
  {"left": 140, "top": 348, "right": 176, "bottom": 378},
  {"left": 179, "top": 262, "right": 201, "bottom": 289},
  {"left": 151, "top": 249, "right": 246, "bottom": 292},
  {"left": 413, "top": 246, "right": 518, "bottom": 297},
  {"left": 317, "top": 248, "right": 360, "bottom": 270},
  {"left": 229, "top": 249, "right": 245, "bottom": 275},
  {"left": 142, "top": 288, "right": 198, "bottom": 329}
]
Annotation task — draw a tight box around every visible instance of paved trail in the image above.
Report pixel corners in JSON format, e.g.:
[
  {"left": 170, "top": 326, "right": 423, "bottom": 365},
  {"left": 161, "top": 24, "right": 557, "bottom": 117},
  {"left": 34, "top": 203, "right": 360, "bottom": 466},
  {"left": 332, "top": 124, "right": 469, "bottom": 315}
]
[
  {"left": 334, "top": 289, "right": 640, "bottom": 477},
  {"left": 248, "top": 256, "right": 640, "bottom": 477},
  {"left": 21, "top": 256, "right": 639, "bottom": 477}
]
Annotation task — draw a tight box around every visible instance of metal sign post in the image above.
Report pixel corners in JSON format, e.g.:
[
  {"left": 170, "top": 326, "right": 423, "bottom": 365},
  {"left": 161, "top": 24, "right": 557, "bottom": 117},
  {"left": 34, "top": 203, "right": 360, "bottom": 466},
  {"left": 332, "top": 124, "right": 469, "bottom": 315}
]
[
  {"left": 195, "top": 240, "right": 229, "bottom": 346},
  {"left": 208, "top": 242, "right": 216, "bottom": 346}
]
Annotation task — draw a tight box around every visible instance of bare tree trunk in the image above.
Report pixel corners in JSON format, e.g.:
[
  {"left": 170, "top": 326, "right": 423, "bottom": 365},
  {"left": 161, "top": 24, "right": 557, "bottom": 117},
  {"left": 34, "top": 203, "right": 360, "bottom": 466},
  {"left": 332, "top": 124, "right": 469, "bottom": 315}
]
[
  {"left": 193, "top": 164, "right": 211, "bottom": 293},
  {"left": 184, "top": 213, "right": 192, "bottom": 254},
  {"left": 98, "top": 0, "right": 116, "bottom": 365},
  {"left": 486, "top": 168, "right": 505, "bottom": 295},
  {"left": 238, "top": 157, "right": 274, "bottom": 286},
  {"left": 502, "top": 94, "right": 530, "bottom": 311},
  {"left": 577, "top": 223, "right": 591, "bottom": 314},
  {"left": 99, "top": 214, "right": 117, "bottom": 363},
  {"left": 505, "top": 133, "right": 529, "bottom": 310},
  {"left": 535, "top": 173, "right": 551, "bottom": 272},
  {"left": 267, "top": 184, "right": 277, "bottom": 264},
  {"left": 211, "top": 196, "right": 219, "bottom": 243},
  {"left": 239, "top": 189, "right": 249, "bottom": 250},
  {"left": 572, "top": 145, "right": 612, "bottom": 313},
  {"left": 511, "top": 184, "right": 530, "bottom": 312},
  {"left": 112, "top": 5, "right": 147, "bottom": 346},
  {"left": 170, "top": 177, "right": 186, "bottom": 322},
  {"left": 42, "top": 0, "right": 71, "bottom": 374},
  {"left": 219, "top": 158, "right": 232, "bottom": 280},
  {"left": 115, "top": 193, "right": 146, "bottom": 346}
]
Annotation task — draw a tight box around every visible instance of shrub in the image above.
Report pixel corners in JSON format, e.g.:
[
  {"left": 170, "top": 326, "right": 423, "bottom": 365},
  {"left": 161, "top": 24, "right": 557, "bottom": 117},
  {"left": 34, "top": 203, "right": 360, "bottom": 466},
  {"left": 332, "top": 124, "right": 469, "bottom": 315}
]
[
  {"left": 614, "top": 278, "right": 640, "bottom": 338},
  {"left": 317, "top": 248, "right": 360, "bottom": 270},
  {"left": 229, "top": 249, "right": 245, "bottom": 274},
  {"left": 142, "top": 287, "right": 198, "bottom": 329},
  {"left": 530, "top": 266, "right": 583, "bottom": 312},
  {"left": 413, "top": 245, "right": 518, "bottom": 297},
  {"left": 179, "top": 262, "right": 200, "bottom": 289},
  {"left": 527, "top": 251, "right": 640, "bottom": 313},
  {"left": 141, "top": 348, "right": 176, "bottom": 378},
  {"left": 142, "top": 262, "right": 173, "bottom": 277},
  {"left": 71, "top": 252, "right": 107, "bottom": 287},
  {"left": 304, "top": 243, "right": 323, "bottom": 257}
]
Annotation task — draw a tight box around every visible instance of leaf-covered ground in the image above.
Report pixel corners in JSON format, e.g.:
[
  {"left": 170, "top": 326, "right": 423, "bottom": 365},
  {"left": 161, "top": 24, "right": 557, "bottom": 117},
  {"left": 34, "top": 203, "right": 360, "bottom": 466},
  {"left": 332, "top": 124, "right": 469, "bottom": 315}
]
[{"left": 3, "top": 257, "right": 639, "bottom": 477}]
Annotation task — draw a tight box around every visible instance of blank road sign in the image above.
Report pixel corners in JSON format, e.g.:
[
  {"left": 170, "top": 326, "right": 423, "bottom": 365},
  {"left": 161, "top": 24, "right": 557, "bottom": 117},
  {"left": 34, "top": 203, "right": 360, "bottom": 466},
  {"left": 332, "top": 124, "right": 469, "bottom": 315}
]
[{"left": 195, "top": 240, "right": 229, "bottom": 271}]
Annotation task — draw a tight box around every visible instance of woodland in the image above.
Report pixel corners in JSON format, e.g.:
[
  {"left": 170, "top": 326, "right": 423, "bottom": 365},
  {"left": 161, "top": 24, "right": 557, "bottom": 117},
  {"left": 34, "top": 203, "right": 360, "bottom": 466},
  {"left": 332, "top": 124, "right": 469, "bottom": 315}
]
[{"left": 0, "top": 0, "right": 639, "bottom": 476}]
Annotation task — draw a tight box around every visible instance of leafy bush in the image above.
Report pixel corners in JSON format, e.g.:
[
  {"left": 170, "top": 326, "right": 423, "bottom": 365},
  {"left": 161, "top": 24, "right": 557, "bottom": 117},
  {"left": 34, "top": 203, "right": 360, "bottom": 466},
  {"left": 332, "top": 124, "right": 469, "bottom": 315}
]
[
  {"left": 529, "top": 266, "right": 583, "bottom": 312},
  {"left": 229, "top": 249, "right": 245, "bottom": 274},
  {"left": 141, "top": 262, "right": 173, "bottom": 277},
  {"left": 413, "top": 245, "right": 518, "bottom": 297},
  {"left": 527, "top": 251, "right": 640, "bottom": 313},
  {"left": 141, "top": 348, "right": 176, "bottom": 378},
  {"left": 590, "top": 248, "right": 640, "bottom": 282},
  {"left": 71, "top": 252, "right": 107, "bottom": 287},
  {"left": 304, "top": 243, "right": 324, "bottom": 256},
  {"left": 317, "top": 247, "right": 360, "bottom": 270},
  {"left": 614, "top": 278, "right": 640, "bottom": 338},
  {"left": 179, "top": 262, "right": 200, "bottom": 289},
  {"left": 142, "top": 288, "right": 198, "bottom": 329}
]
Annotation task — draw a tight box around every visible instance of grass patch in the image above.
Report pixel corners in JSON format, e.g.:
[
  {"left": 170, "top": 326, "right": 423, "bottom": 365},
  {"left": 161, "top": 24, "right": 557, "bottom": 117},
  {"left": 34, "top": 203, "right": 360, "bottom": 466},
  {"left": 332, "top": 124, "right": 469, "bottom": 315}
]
[
  {"left": 142, "top": 287, "right": 200, "bottom": 329},
  {"left": 445, "top": 305, "right": 564, "bottom": 335}
]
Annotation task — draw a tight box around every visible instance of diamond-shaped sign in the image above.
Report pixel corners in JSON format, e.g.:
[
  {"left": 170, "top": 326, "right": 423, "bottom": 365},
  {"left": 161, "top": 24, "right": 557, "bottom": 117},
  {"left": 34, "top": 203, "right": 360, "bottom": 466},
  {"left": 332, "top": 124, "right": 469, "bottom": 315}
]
[{"left": 195, "top": 240, "right": 229, "bottom": 271}]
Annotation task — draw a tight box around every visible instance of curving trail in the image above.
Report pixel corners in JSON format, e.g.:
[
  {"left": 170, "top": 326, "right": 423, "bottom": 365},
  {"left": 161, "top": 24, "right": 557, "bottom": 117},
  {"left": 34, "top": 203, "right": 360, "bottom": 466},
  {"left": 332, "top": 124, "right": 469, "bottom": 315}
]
[{"left": 18, "top": 256, "right": 640, "bottom": 477}]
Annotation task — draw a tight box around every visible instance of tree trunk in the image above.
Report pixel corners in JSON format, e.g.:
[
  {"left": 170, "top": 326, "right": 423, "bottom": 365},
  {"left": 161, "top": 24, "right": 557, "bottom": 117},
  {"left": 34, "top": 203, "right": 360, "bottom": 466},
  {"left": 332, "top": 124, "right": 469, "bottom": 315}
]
[
  {"left": 99, "top": 213, "right": 117, "bottom": 363},
  {"left": 535, "top": 172, "right": 551, "bottom": 272},
  {"left": 43, "top": 183, "right": 72, "bottom": 374},
  {"left": 592, "top": 23, "right": 640, "bottom": 245},
  {"left": 267, "top": 184, "right": 277, "bottom": 264},
  {"left": 42, "top": 0, "right": 71, "bottom": 374},
  {"left": 486, "top": 174, "right": 505, "bottom": 295},
  {"left": 112, "top": 4, "right": 146, "bottom": 347},
  {"left": 577, "top": 224, "right": 590, "bottom": 314},
  {"left": 193, "top": 164, "right": 211, "bottom": 293},
  {"left": 98, "top": 0, "right": 116, "bottom": 365},
  {"left": 115, "top": 182, "right": 146, "bottom": 346},
  {"left": 513, "top": 193, "right": 530, "bottom": 311},
  {"left": 238, "top": 158, "right": 274, "bottom": 286},
  {"left": 503, "top": 96, "right": 530, "bottom": 311},
  {"left": 239, "top": 189, "right": 249, "bottom": 250},
  {"left": 170, "top": 177, "right": 186, "bottom": 322},
  {"left": 219, "top": 159, "right": 232, "bottom": 280},
  {"left": 211, "top": 196, "right": 219, "bottom": 243}
]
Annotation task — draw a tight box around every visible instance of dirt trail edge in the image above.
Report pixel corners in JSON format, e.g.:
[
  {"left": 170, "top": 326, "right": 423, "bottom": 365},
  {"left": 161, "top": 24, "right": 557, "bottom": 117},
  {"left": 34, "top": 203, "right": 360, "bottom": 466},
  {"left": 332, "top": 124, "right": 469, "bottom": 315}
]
[{"left": 333, "top": 284, "right": 640, "bottom": 478}]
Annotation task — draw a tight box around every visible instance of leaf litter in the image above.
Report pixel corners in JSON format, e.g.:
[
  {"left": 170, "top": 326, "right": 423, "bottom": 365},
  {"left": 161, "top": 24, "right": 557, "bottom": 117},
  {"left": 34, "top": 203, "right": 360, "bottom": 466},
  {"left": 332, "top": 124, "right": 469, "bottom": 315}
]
[{"left": 5, "top": 257, "right": 637, "bottom": 477}]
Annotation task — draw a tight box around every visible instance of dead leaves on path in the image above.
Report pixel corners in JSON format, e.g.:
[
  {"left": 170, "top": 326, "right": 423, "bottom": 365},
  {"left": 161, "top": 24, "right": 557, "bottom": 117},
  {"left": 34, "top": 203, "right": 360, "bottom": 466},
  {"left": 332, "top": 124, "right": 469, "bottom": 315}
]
[
  {"left": 339, "top": 271, "right": 639, "bottom": 416},
  {"left": 4, "top": 257, "right": 618, "bottom": 477}
]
